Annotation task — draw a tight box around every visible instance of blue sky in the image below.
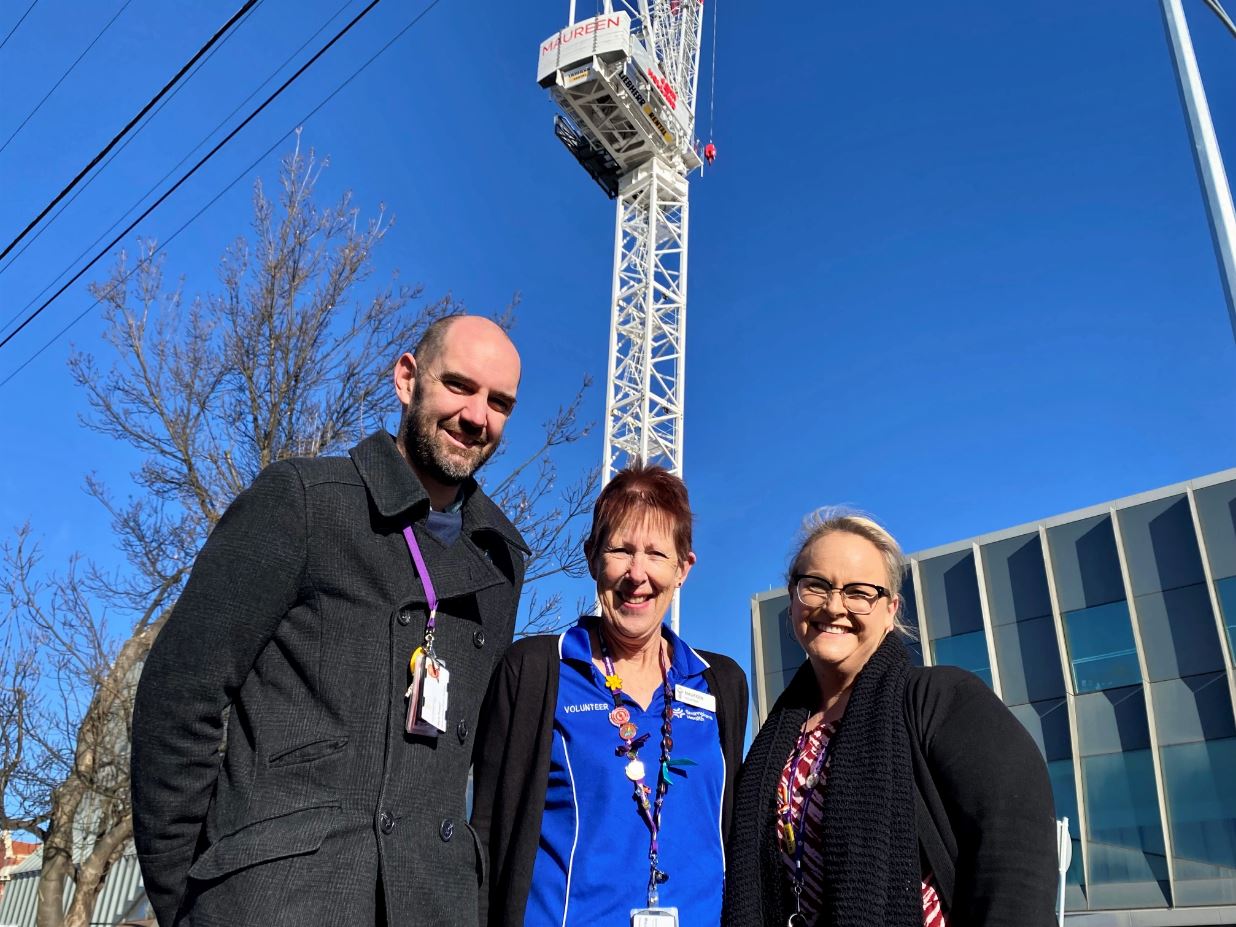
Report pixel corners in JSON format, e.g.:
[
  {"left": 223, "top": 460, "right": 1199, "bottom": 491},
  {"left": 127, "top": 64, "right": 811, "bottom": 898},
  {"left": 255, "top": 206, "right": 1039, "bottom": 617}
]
[{"left": 1, "top": 0, "right": 1234, "bottom": 683}]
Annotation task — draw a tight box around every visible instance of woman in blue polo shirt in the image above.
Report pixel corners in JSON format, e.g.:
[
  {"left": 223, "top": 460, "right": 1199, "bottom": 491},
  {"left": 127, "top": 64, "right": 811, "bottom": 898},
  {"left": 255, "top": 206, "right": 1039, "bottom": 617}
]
[{"left": 472, "top": 464, "right": 748, "bottom": 927}]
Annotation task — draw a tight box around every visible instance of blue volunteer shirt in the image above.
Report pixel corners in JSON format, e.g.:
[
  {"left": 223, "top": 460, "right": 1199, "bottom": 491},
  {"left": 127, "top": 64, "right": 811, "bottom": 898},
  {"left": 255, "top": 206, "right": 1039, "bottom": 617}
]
[{"left": 525, "top": 618, "right": 726, "bottom": 926}]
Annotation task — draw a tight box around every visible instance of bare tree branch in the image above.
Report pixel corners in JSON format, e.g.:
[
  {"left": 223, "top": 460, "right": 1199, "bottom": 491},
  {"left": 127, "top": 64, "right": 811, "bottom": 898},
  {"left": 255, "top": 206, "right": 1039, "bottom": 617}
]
[{"left": 3, "top": 139, "right": 595, "bottom": 925}]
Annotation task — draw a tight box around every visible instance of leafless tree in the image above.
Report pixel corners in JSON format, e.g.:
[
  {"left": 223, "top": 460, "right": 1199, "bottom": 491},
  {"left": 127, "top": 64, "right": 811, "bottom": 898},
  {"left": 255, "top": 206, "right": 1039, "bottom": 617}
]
[{"left": 0, "top": 139, "right": 596, "bottom": 927}]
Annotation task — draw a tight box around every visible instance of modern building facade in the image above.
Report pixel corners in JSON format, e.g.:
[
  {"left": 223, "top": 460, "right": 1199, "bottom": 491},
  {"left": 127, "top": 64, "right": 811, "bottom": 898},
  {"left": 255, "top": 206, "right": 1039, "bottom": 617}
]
[{"left": 750, "top": 469, "right": 1236, "bottom": 925}]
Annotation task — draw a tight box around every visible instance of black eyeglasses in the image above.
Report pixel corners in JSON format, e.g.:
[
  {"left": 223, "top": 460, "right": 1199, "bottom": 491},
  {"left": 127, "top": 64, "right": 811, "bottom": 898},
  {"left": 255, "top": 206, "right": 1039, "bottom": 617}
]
[{"left": 790, "top": 574, "right": 890, "bottom": 615}]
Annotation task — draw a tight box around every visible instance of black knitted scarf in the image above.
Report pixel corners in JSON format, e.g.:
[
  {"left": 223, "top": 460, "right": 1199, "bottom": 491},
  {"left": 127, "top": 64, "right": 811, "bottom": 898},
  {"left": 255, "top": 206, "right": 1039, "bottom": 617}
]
[{"left": 723, "top": 633, "right": 920, "bottom": 927}]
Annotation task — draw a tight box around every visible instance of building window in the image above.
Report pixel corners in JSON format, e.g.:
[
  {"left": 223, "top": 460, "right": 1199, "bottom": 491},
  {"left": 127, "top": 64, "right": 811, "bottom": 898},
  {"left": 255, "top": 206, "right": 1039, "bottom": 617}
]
[
  {"left": 1160, "top": 737, "right": 1236, "bottom": 902},
  {"left": 1216, "top": 576, "right": 1236, "bottom": 660},
  {"left": 1063, "top": 601, "right": 1141, "bottom": 693},
  {"left": 1081, "top": 748, "right": 1169, "bottom": 898},
  {"left": 930, "top": 630, "right": 992, "bottom": 687}
]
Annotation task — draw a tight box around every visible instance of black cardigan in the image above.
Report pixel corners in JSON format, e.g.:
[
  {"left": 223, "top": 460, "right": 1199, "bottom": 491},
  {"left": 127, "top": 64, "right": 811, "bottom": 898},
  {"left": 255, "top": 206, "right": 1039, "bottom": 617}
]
[
  {"left": 724, "top": 660, "right": 1059, "bottom": 927},
  {"left": 470, "top": 626, "right": 750, "bottom": 926}
]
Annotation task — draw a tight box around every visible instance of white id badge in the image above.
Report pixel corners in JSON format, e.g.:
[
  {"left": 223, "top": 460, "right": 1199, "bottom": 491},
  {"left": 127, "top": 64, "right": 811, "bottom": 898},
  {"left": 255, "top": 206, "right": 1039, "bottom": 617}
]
[
  {"left": 405, "top": 652, "right": 430, "bottom": 735},
  {"left": 631, "top": 908, "right": 679, "bottom": 927},
  {"left": 419, "top": 660, "right": 450, "bottom": 732}
]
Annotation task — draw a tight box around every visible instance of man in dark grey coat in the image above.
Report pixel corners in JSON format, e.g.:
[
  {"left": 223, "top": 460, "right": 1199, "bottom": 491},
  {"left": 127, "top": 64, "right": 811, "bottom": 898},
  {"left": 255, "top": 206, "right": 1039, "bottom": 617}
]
[{"left": 131, "top": 316, "right": 529, "bottom": 927}]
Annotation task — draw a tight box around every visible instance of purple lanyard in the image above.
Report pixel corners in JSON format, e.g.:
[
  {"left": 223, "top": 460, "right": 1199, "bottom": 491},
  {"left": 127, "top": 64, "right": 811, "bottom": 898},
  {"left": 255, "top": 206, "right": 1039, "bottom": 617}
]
[{"left": 402, "top": 526, "right": 438, "bottom": 654}]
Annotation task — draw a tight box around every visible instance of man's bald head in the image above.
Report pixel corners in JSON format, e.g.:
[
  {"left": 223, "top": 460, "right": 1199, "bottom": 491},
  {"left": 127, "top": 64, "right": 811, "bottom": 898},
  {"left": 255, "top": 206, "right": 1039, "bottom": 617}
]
[
  {"left": 414, "top": 315, "right": 517, "bottom": 375},
  {"left": 393, "top": 315, "right": 522, "bottom": 508}
]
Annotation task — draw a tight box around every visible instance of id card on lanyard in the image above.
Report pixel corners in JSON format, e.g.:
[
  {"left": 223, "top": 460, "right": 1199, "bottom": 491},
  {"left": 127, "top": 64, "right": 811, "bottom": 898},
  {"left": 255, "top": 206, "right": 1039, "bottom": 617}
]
[
  {"left": 402, "top": 525, "right": 449, "bottom": 736},
  {"left": 631, "top": 907, "right": 679, "bottom": 927}
]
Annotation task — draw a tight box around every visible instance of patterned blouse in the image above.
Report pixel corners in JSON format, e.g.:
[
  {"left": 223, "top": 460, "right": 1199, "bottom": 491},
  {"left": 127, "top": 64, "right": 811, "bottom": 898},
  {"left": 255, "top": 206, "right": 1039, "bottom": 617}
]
[{"left": 776, "top": 721, "right": 948, "bottom": 927}]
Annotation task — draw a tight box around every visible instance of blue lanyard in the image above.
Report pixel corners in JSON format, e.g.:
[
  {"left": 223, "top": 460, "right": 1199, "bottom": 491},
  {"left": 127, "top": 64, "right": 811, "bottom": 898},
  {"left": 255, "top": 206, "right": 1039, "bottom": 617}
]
[{"left": 598, "top": 630, "right": 675, "bottom": 907}]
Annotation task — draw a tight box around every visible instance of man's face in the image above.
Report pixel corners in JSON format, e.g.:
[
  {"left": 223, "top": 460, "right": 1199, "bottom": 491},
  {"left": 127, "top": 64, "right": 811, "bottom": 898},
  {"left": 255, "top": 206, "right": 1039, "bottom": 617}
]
[{"left": 399, "top": 319, "right": 521, "bottom": 488}]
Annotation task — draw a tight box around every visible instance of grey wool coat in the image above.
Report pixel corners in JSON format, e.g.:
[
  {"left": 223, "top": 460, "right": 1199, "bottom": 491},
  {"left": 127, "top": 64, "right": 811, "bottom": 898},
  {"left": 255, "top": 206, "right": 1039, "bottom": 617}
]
[{"left": 131, "top": 431, "right": 528, "bottom": 927}]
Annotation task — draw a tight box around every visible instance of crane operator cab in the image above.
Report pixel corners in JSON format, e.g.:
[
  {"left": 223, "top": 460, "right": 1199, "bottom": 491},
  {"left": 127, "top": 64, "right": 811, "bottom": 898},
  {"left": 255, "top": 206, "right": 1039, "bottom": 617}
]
[{"left": 537, "top": 10, "right": 701, "bottom": 198}]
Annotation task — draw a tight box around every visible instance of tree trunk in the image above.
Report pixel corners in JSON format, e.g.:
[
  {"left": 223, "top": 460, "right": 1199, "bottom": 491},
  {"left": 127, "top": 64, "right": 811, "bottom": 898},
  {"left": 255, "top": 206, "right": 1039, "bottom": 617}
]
[{"left": 61, "top": 817, "right": 132, "bottom": 927}]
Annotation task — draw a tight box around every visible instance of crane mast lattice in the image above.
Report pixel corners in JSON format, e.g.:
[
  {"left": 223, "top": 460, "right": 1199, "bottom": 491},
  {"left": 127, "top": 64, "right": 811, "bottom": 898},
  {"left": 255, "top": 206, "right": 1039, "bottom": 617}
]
[{"left": 537, "top": 0, "right": 708, "bottom": 632}]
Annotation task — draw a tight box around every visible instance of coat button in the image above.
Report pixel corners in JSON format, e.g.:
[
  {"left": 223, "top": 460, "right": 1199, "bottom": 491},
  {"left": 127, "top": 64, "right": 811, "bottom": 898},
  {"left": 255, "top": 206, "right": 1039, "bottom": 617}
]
[
  {"left": 456, "top": 719, "right": 469, "bottom": 743},
  {"left": 397, "top": 608, "right": 412, "bottom": 627},
  {"left": 379, "top": 811, "right": 395, "bottom": 835},
  {"left": 440, "top": 819, "right": 454, "bottom": 842},
  {"left": 472, "top": 629, "right": 486, "bottom": 648}
]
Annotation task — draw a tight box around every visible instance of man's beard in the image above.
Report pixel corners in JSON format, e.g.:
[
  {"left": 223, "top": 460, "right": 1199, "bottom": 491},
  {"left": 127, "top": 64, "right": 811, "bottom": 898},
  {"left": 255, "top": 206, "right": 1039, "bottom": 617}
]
[{"left": 402, "top": 396, "right": 496, "bottom": 486}]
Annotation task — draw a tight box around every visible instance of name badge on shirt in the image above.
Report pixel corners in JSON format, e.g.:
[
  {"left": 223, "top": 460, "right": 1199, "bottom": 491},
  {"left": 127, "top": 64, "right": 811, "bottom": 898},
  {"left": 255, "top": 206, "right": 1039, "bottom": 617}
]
[
  {"left": 674, "top": 684, "right": 715, "bottom": 713},
  {"left": 631, "top": 907, "right": 679, "bottom": 927}
]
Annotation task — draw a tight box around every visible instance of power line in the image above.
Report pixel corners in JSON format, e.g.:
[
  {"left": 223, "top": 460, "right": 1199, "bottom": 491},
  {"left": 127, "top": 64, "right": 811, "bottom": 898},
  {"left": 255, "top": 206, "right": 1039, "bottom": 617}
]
[
  {"left": 0, "top": 0, "right": 274, "bottom": 319},
  {"left": 1200, "top": 0, "right": 1236, "bottom": 37},
  {"left": 0, "top": 0, "right": 263, "bottom": 263},
  {"left": 0, "top": 0, "right": 353, "bottom": 341},
  {"left": 0, "top": 0, "right": 430, "bottom": 358},
  {"left": 0, "top": 0, "right": 445, "bottom": 389},
  {"left": 0, "top": 0, "right": 39, "bottom": 54},
  {"left": 0, "top": 0, "right": 137, "bottom": 157}
]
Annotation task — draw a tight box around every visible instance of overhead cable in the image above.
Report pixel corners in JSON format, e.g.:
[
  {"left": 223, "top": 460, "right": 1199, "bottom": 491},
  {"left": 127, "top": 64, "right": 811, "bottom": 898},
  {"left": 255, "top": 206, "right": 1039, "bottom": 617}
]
[
  {"left": 0, "top": 0, "right": 137, "bottom": 157},
  {"left": 0, "top": 0, "right": 275, "bottom": 309},
  {"left": 0, "top": 0, "right": 263, "bottom": 263},
  {"left": 0, "top": 1, "right": 39, "bottom": 54},
  {"left": 1200, "top": 0, "right": 1236, "bottom": 37},
  {"left": 0, "top": 0, "right": 353, "bottom": 337},
  {"left": 0, "top": 0, "right": 445, "bottom": 387},
  {"left": 0, "top": 0, "right": 445, "bottom": 359}
]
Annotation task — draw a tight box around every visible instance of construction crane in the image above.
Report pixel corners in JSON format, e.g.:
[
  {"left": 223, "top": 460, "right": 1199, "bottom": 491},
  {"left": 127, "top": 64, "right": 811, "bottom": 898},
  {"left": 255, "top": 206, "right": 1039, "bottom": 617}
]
[{"left": 537, "top": 0, "right": 710, "bottom": 632}]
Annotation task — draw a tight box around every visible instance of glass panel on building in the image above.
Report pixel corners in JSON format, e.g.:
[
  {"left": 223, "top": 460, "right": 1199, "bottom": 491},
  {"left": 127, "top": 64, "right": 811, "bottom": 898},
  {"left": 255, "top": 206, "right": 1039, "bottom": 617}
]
[
  {"left": 1149, "top": 671, "right": 1236, "bottom": 905},
  {"left": 930, "top": 630, "right": 992, "bottom": 686},
  {"left": 1081, "top": 748, "right": 1170, "bottom": 906},
  {"left": 918, "top": 549, "right": 984, "bottom": 639},
  {"left": 751, "top": 592, "right": 801, "bottom": 721},
  {"left": 1011, "top": 698, "right": 1084, "bottom": 898},
  {"left": 1048, "top": 758, "right": 1085, "bottom": 891},
  {"left": 1194, "top": 479, "right": 1236, "bottom": 580},
  {"left": 1135, "top": 584, "right": 1224, "bottom": 682},
  {"left": 1063, "top": 601, "right": 1141, "bottom": 694},
  {"left": 993, "top": 615, "right": 1065, "bottom": 705},
  {"left": 1150, "top": 673, "right": 1236, "bottom": 747},
  {"left": 1074, "top": 686, "right": 1168, "bottom": 905},
  {"left": 1075, "top": 685, "right": 1151, "bottom": 756},
  {"left": 1119, "top": 496, "right": 1206, "bottom": 597},
  {"left": 982, "top": 533, "right": 1053, "bottom": 627},
  {"left": 1216, "top": 576, "right": 1236, "bottom": 659},
  {"left": 1118, "top": 495, "right": 1223, "bottom": 682},
  {"left": 1160, "top": 738, "right": 1236, "bottom": 905},
  {"left": 1047, "top": 515, "right": 1126, "bottom": 614},
  {"left": 918, "top": 549, "right": 990, "bottom": 684},
  {"left": 898, "top": 581, "right": 923, "bottom": 667}
]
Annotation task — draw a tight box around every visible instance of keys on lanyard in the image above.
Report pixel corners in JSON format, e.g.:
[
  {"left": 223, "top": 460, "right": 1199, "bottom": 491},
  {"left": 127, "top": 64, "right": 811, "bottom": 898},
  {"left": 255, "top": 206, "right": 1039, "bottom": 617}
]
[{"left": 402, "top": 526, "right": 449, "bottom": 737}]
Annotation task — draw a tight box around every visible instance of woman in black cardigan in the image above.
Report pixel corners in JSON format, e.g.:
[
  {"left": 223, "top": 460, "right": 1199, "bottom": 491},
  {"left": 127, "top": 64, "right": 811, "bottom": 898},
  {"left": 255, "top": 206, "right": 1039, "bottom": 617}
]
[{"left": 723, "top": 509, "right": 1058, "bottom": 927}]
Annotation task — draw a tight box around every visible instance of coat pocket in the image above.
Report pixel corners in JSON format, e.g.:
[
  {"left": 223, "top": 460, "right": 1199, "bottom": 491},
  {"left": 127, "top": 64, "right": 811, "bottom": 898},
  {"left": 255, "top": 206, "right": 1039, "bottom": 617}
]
[
  {"left": 187, "top": 804, "right": 339, "bottom": 881},
  {"left": 268, "top": 737, "right": 349, "bottom": 768},
  {"left": 461, "top": 818, "right": 486, "bottom": 889}
]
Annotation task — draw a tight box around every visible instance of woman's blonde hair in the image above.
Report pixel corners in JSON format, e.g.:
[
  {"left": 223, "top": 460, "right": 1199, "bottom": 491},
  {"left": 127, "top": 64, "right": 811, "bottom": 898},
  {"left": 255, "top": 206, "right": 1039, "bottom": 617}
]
[{"left": 787, "top": 506, "right": 916, "bottom": 638}]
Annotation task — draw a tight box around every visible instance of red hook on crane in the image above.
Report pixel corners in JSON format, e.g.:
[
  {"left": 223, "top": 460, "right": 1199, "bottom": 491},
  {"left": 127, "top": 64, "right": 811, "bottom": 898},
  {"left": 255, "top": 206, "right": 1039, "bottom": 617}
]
[{"left": 703, "top": 142, "right": 716, "bottom": 165}]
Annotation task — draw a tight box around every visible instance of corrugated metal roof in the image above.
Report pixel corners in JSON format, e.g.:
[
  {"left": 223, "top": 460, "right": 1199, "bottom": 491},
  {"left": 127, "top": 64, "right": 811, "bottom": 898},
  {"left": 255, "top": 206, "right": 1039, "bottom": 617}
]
[
  {"left": 0, "top": 845, "right": 145, "bottom": 927},
  {"left": 3, "top": 848, "right": 44, "bottom": 877}
]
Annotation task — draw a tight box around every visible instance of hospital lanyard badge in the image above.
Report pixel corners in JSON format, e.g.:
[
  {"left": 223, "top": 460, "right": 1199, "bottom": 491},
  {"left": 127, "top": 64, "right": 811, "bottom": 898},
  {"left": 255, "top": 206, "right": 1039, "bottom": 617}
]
[
  {"left": 777, "top": 720, "right": 834, "bottom": 927},
  {"left": 403, "top": 525, "right": 449, "bottom": 737},
  {"left": 597, "top": 632, "right": 697, "bottom": 927}
]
